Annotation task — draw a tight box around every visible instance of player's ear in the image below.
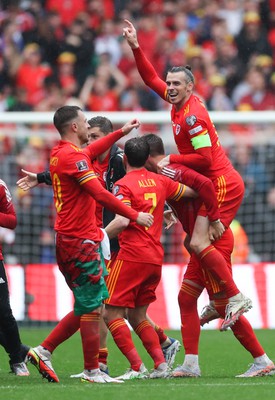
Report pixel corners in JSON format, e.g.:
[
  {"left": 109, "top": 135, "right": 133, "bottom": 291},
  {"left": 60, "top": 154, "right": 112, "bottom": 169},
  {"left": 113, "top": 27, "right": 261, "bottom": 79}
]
[
  {"left": 123, "top": 154, "right": 128, "bottom": 169},
  {"left": 187, "top": 81, "right": 194, "bottom": 92},
  {"left": 71, "top": 121, "right": 78, "bottom": 132}
]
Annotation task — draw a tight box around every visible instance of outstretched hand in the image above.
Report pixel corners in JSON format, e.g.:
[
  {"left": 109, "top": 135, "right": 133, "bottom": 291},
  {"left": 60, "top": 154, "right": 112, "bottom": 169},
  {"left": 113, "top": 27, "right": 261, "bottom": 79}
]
[
  {"left": 123, "top": 19, "right": 139, "bottom": 49},
  {"left": 121, "top": 119, "right": 141, "bottom": 135},
  {"left": 163, "top": 209, "right": 177, "bottom": 230},
  {"left": 157, "top": 155, "right": 170, "bottom": 172},
  {"left": 16, "top": 169, "right": 38, "bottom": 191}
]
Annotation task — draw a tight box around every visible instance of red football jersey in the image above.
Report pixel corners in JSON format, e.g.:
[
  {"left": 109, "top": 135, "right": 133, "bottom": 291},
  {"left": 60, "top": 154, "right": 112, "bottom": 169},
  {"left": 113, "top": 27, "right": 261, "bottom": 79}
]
[
  {"left": 50, "top": 141, "right": 103, "bottom": 241},
  {"left": 132, "top": 47, "right": 234, "bottom": 179},
  {"left": 170, "top": 94, "right": 233, "bottom": 179},
  {"left": 50, "top": 140, "right": 139, "bottom": 240},
  {"left": 113, "top": 168, "right": 186, "bottom": 265}
]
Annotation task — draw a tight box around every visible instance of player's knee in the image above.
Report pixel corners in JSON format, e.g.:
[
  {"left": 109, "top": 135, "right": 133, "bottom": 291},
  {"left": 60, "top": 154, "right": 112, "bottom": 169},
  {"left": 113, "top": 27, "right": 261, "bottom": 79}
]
[
  {"left": 178, "top": 289, "right": 197, "bottom": 311},
  {"left": 190, "top": 237, "right": 210, "bottom": 254},
  {"left": 102, "top": 307, "right": 110, "bottom": 325}
]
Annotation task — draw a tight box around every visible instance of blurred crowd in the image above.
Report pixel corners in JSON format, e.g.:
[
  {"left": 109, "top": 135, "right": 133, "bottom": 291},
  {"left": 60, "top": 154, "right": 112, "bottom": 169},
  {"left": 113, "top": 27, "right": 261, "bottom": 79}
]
[
  {"left": 0, "top": 0, "right": 275, "bottom": 113},
  {"left": 1, "top": 0, "right": 275, "bottom": 265}
]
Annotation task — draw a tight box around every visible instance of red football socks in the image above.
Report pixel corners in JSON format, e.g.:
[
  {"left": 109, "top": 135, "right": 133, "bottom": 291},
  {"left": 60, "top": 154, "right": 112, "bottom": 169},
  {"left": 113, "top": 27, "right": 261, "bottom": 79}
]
[
  {"left": 107, "top": 318, "right": 142, "bottom": 371},
  {"left": 41, "top": 310, "right": 80, "bottom": 353}
]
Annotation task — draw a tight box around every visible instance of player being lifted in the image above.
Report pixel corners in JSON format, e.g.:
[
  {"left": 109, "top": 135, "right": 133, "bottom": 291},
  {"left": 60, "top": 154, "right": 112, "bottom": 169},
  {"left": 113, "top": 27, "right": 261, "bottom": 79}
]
[{"left": 123, "top": 20, "right": 251, "bottom": 330}]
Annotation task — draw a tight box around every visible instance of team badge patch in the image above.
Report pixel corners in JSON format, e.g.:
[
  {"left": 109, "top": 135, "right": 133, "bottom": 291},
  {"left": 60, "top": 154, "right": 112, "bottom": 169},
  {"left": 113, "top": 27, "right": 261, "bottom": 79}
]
[
  {"left": 175, "top": 124, "right": 181, "bottom": 135},
  {"left": 186, "top": 115, "right": 197, "bottom": 126},
  {"left": 76, "top": 160, "right": 88, "bottom": 171}
]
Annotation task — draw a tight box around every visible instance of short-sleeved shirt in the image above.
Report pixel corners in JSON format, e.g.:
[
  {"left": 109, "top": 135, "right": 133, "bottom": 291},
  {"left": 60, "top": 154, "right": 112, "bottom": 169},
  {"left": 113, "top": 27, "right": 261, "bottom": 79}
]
[
  {"left": 49, "top": 140, "right": 103, "bottom": 241},
  {"left": 113, "top": 168, "right": 186, "bottom": 265}
]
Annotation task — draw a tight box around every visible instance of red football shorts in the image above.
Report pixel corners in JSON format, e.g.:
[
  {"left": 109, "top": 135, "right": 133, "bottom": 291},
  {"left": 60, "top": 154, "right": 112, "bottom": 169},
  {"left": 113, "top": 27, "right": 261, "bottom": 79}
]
[
  {"left": 105, "top": 259, "right": 162, "bottom": 308},
  {"left": 198, "top": 168, "right": 245, "bottom": 228}
]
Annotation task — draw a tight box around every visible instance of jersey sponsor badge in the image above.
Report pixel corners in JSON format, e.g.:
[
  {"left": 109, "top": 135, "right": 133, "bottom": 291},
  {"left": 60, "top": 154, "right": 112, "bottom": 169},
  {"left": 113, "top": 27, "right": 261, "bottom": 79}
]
[
  {"left": 76, "top": 160, "right": 88, "bottom": 171},
  {"left": 188, "top": 125, "right": 203, "bottom": 135},
  {"left": 186, "top": 115, "right": 197, "bottom": 126}
]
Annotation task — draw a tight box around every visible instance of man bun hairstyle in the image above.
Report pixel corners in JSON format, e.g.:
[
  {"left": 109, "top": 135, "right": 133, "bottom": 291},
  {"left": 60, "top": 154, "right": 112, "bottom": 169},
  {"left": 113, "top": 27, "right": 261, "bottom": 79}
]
[{"left": 168, "top": 65, "right": 195, "bottom": 83}]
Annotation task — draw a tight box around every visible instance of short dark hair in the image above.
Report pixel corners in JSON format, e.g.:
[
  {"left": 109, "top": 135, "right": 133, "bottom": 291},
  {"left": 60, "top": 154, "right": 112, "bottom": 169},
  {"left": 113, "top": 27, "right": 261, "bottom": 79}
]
[
  {"left": 53, "top": 105, "right": 82, "bottom": 135},
  {"left": 141, "top": 134, "right": 165, "bottom": 156},
  {"left": 88, "top": 116, "right": 113, "bottom": 134},
  {"left": 124, "top": 137, "right": 150, "bottom": 167},
  {"left": 167, "top": 65, "right": 195, "bottom": 83}
]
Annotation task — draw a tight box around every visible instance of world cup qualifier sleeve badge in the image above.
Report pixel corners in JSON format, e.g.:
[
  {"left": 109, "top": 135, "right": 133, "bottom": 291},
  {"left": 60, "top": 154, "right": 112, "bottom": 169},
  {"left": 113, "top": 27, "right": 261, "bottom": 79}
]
[
  {"left": 76, "top": 160, "right": 88, "bottom": 171},
  {"left": 186, "top": 115, "right": 197, "bottom": 127}
]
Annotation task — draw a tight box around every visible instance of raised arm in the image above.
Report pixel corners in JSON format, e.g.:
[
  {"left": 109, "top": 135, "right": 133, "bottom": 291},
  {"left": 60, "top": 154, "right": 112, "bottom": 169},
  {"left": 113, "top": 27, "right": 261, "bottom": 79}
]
[
  {"left": 123, "top": 19, "right": 168, "bottom": 101},
  {"left": 85, "top": 119, "right": 140, "bottom": 160}
]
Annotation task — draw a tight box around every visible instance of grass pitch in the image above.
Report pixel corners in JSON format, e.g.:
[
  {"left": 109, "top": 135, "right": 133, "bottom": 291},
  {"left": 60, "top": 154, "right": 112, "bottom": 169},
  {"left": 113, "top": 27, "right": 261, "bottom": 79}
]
[{"left": 0, "top": 328, "right": 274, "bottom": 400}]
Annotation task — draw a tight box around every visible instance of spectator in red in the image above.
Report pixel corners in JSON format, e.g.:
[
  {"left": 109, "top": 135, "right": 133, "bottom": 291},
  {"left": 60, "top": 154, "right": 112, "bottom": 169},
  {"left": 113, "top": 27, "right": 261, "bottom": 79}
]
[
  {"left": 117, "top": 40, "right": 137, "bottom": 76},
  {"left": 86, "top": 0, "right": 105, "bottom": 31},
  {"left": 15, "top": 43, "right": 52, "bottom": 106},
  {"left": 135, "top": 15, "right": 159, "bottom": 61},
  {"left": 56, "top": 52, "right": 78, "bottom": 98},
  {"left": 237, "top": 67, "right": 275, "bottom": 111},
  {"left": 45, "top": 0, "right": 86, "bottom": 27},
  {"left": 79, "top": 54, "right": 127, "bottom": 112}
]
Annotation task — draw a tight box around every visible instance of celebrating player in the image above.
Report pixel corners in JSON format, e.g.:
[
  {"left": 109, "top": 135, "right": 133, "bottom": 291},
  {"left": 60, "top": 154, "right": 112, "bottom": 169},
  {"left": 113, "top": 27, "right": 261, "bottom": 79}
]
[
  {"left": 103, "top": 136, "right": 198, "bottom": 379},
  {"left": 142, "top": 133, "right": 274, "bottom": 378},
  {"left": 123, "top": 19, "right": 251, "bottom": 329},
  {"left": 26, "top": 105, "right": 153, "bottom": 384}
]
